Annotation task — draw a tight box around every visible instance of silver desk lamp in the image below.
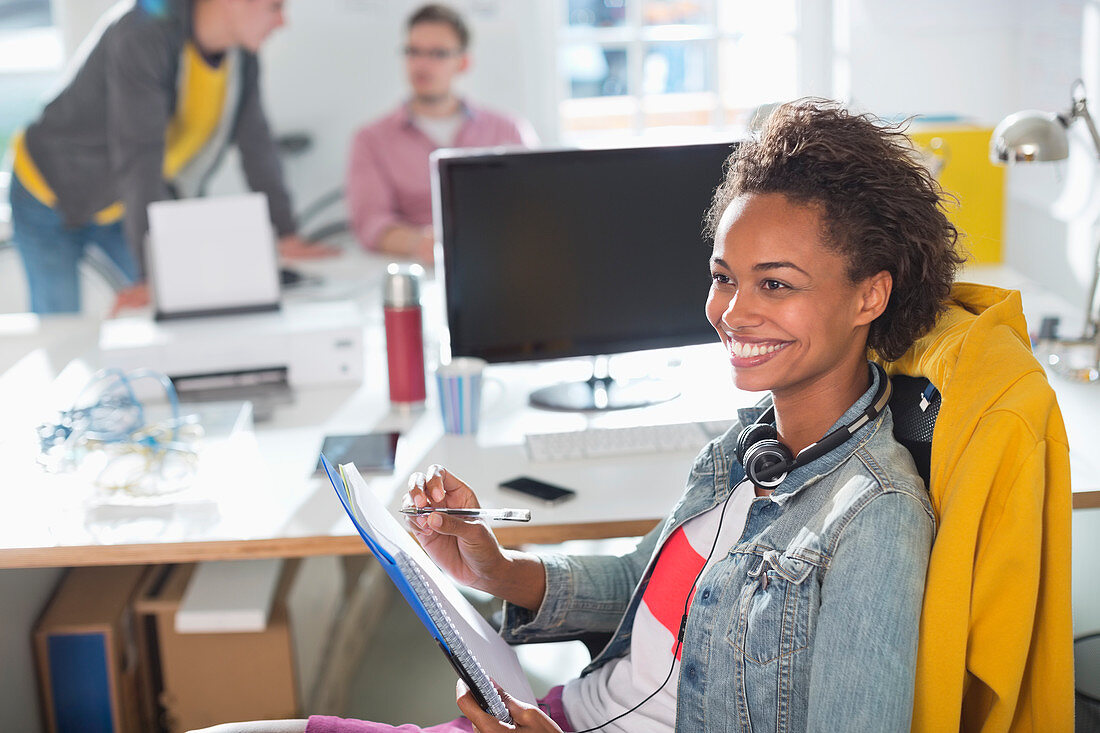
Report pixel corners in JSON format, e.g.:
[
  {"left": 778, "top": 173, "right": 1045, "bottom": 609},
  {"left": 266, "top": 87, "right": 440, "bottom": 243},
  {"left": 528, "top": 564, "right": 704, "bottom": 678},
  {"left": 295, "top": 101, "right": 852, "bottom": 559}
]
[{"left": 990, "top": 79, "right": 1100, "bottom": 381}]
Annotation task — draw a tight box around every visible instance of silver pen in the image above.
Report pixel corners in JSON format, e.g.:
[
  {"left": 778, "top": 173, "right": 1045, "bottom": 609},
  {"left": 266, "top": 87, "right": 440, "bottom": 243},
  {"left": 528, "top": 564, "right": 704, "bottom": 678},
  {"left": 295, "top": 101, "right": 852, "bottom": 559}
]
[{"left": 400, "top": 507, "right": 532, "bottom": 522}]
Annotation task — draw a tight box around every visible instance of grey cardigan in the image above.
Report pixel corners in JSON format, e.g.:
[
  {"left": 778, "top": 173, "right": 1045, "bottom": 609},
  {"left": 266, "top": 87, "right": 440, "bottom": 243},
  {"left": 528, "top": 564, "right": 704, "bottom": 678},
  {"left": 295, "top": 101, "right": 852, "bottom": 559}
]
[{"left": 23, "top": 0, "right": 296, "bottom": 273}]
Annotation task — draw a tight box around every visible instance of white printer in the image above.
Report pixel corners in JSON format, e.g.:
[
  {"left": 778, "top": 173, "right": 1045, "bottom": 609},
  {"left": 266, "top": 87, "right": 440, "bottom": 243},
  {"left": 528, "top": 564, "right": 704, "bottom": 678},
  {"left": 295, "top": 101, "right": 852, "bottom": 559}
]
[
  {"left": 98, "top": 300, "right": 364, "bottom": 390},
  {"left": 98, "top": 195, "right": 364, "bottom": 403}
]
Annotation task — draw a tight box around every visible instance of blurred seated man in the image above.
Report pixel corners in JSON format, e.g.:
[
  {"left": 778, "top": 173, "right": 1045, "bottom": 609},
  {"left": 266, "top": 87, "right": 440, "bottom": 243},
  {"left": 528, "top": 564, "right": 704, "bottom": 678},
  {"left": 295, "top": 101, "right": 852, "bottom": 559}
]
[
  {"left": 347, "top": 3, "right": 537, "bottom": 263},
  {"left": 9, "top": 0, "right": 336, "bottom": 316}
]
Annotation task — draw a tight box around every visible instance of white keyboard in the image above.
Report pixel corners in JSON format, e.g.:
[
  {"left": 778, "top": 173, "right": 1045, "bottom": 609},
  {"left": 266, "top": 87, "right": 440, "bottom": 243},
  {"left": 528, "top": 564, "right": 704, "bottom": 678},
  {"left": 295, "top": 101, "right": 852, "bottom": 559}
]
[{"left": 525, "top": 421, "right": 735, "bottom": 462}]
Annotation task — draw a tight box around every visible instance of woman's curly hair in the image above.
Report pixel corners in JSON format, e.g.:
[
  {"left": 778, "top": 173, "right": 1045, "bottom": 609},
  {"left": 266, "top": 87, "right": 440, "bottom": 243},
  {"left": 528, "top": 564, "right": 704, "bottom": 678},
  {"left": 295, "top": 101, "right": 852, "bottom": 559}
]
[{"left": 704, "top": 99, "right": 966, "bottom": 361}]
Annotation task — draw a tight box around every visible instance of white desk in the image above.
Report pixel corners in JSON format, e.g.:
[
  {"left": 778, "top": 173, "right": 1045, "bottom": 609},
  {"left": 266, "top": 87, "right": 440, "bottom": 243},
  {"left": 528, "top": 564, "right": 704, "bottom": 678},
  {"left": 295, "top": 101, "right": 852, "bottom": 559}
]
[
  {"left": 0, "top": 249, "right": 750, "bottom": 568},
  {"left": 0, "top": 258, "right": 1098, "bottom": 570}
]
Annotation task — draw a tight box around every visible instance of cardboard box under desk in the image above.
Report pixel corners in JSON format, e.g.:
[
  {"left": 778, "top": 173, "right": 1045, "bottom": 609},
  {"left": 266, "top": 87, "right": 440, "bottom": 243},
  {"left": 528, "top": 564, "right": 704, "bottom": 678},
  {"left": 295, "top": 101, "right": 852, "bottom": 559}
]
[
  {"left": 134, "top": 562, "right": 300, "bottom": 733},
  {"left": 33, "top": 565, "right": 149, "bottom": 733}
]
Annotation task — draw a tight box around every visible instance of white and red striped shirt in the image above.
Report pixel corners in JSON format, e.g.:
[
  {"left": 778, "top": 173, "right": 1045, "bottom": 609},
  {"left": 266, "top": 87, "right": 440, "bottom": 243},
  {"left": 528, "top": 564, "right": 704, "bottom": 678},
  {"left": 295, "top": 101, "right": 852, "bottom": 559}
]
[{"left": 562, "top": 480, "right": 756, "bottom": 732}]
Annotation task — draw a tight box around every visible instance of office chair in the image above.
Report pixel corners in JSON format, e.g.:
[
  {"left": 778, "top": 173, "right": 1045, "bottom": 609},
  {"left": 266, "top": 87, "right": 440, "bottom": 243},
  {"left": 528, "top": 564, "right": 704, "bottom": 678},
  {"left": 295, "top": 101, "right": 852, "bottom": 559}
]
[
  {"left": 887, "top": 374, "right": 940, "bottom": 486},
  {"left": 297, "top": 186, "right": 349, "bottom": 244},
  {"left": 273, "top": 130, "right": 350, "bottom": 245}
]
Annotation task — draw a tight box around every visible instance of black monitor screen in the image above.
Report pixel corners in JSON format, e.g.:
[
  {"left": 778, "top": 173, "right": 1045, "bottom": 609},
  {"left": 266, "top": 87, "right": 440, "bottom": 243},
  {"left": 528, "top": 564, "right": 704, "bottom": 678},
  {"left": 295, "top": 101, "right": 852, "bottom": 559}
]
[{"left": 435, "top": 142, "right": 738, "bottom": 363}]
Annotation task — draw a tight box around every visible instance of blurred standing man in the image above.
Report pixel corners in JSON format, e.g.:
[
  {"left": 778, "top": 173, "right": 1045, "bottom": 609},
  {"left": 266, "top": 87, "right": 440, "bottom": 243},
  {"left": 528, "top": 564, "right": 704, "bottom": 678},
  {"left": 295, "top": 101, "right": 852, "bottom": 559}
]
[
  {"left": 347, "top": 3, "right": 537, "bottom": 262},
  {"left": 10, "top": 0, "right": 333, "bottom": 315}
]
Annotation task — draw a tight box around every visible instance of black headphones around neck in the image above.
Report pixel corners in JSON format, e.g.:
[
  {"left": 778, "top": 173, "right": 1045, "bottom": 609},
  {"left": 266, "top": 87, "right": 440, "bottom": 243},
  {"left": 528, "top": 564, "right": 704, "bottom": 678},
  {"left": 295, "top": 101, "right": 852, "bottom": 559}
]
[{"left": 736, "top": 362, "right": 892, "bottom": 491}]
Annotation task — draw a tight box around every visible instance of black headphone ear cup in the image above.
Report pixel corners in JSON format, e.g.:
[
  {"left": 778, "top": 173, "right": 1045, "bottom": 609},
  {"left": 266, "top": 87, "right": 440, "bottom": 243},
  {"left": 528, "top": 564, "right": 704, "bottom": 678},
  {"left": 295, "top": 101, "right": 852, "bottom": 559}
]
[
  {"left": 743, "top": 438, "right": 793, "bottom": 489},
  {"left": 736, "top": 422, "right": 778, "bottom": 465}
]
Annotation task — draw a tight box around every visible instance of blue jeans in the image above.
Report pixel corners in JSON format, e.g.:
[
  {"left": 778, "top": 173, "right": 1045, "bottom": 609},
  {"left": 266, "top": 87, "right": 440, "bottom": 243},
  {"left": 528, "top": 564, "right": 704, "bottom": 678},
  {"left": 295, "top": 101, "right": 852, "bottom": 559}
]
[{"left": 9, "top": 175, "right": 138, "bottom": 314}]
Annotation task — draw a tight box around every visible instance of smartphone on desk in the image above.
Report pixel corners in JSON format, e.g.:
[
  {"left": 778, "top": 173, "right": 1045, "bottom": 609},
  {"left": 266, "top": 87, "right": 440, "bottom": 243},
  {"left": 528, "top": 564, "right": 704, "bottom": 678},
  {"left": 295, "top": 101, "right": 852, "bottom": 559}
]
[{"left": 499, "top": 476, "right": 577, "bottom": 505}]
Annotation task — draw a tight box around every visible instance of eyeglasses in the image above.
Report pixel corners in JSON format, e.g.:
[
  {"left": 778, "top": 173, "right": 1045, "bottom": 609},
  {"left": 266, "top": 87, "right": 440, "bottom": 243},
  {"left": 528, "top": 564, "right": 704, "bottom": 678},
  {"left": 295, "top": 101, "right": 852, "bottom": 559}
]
[{"left": 403, "top": 46, "right": 464, "bottom": 61}]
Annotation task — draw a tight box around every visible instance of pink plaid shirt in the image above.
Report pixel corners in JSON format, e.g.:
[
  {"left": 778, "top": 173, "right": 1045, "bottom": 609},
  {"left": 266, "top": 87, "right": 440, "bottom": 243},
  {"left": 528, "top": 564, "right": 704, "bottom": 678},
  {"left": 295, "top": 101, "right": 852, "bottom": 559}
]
[{"left": 346, "top": 101, "right": 536, "bottom": 250}]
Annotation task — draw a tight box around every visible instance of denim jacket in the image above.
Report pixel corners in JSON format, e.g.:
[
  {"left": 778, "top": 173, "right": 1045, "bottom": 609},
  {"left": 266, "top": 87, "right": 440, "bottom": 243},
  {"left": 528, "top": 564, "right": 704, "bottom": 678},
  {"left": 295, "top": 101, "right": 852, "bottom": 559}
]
[{"left": 501, "top": 367, "right": 935, "bottom": 732}]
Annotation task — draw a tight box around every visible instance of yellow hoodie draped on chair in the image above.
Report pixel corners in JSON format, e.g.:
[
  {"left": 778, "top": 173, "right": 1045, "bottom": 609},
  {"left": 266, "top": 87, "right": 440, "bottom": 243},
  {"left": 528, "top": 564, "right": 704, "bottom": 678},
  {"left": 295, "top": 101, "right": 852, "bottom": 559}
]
[{"left": 875, "top": 282, "right": 1075, "bottom": 732}]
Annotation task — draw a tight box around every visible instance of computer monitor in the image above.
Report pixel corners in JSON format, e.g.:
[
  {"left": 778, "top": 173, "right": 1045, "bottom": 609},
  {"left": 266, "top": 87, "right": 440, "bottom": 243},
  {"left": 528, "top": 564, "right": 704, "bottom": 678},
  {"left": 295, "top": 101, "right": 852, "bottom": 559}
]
[{"left": 433, "top": 141, "right": 737, "bottom": 410}]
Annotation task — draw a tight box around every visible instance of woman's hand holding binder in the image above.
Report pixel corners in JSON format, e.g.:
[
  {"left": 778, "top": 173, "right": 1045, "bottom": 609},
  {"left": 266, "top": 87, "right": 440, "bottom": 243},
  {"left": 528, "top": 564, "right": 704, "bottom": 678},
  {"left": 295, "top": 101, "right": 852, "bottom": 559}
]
[
  {"left": 457, "top": 679, "right": 563, "bottom": 733},
  {"left": 403, "top": 464, "right": 548, "bottom": 612}
]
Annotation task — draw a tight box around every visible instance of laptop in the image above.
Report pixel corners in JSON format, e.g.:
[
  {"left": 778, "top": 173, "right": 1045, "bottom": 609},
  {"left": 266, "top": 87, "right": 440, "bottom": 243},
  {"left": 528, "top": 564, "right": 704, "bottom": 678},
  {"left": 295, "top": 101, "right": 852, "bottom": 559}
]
[{"left": 147, "top": 193, "right": 281, "bottom": 320}]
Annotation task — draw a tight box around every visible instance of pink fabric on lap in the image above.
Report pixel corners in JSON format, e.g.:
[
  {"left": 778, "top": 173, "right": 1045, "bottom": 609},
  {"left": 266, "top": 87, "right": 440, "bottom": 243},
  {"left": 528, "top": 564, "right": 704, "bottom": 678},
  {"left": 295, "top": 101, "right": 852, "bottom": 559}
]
[
  {"left": 538, "top": 685, "right": 573, "bottom": 731},
  {"left": 306, "top": 686, "right": 573, "bottom": 733}
]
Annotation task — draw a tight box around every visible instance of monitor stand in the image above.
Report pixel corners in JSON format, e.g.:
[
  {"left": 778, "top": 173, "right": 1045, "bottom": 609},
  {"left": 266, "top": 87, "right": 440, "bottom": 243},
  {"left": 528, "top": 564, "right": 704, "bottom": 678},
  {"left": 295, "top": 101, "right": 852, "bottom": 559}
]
[{"left": 528, "top": 356, "right": 680, "bottom": 411}]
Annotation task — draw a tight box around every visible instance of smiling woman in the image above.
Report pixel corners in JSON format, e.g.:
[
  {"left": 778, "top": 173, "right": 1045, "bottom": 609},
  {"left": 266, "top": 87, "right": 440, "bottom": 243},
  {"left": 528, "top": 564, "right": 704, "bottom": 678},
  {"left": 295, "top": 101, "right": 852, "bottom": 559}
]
[
  {"left": 703, "top": 102, "right": 965, "bottom": 456},
  {"left": 232, "top": 100, "right": 960, "bottom": 733},
  {"left": 705, "top": 102, "right": 965, "bottom": 363},
  {"left": 706, "top": 193, "right": 892, "bottom": 417},
  {"left": 188, "top": 100, "right": 961, "bottom": 733}
]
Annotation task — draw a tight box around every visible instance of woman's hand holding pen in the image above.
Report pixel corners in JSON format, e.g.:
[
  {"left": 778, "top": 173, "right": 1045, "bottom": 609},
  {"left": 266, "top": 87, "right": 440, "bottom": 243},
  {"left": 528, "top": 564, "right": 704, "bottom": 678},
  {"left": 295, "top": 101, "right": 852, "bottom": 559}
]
[
  {"left": 404, "top": 464, "right": 501, "bottom": 588},
  {"left": 403, "top": 465, "right": 547, "bottom": 611}
]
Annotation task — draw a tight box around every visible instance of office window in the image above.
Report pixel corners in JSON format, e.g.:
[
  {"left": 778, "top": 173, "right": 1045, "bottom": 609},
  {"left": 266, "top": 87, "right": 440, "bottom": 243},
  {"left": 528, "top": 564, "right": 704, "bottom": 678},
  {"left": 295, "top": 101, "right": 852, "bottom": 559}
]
[
  {"left": 559, "top": 0, "right": 807, "bottom": 141},
  {"left": 0, "top": 0, "right": 62, "bottom": 156}
]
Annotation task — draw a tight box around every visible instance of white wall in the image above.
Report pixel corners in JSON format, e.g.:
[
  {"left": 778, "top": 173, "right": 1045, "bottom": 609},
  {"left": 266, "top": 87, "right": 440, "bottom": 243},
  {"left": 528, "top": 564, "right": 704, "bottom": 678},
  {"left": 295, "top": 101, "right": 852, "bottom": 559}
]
[
  {"left": 841, "top": 0, "right": 1090, "bottom": 309},
  {"left": 52, "top": 0, "right": 118, "bottom": 59},
  {"left": 841, "top": 0, "right": 1024, "bottom": 122}
]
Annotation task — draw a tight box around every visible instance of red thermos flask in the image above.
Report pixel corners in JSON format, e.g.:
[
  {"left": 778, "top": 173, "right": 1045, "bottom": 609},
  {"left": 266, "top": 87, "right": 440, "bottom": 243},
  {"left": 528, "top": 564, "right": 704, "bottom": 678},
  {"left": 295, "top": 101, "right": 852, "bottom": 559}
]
[{"left": 383, "top": 264, "right": 426, "bottom": 404}]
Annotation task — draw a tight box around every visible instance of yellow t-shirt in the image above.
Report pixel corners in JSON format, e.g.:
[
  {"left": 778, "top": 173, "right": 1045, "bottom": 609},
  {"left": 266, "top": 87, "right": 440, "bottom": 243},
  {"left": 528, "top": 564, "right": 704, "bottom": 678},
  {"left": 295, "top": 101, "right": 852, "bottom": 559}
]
[{"left": 11, "top": 41, "right": 229, "bottom": 225}]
